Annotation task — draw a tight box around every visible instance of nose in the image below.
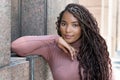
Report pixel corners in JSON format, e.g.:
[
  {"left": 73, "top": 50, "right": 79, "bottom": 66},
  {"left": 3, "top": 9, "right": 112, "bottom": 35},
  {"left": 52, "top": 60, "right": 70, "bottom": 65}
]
[{"left": 66, "top": 26, "right": 72, "bottom": 33}]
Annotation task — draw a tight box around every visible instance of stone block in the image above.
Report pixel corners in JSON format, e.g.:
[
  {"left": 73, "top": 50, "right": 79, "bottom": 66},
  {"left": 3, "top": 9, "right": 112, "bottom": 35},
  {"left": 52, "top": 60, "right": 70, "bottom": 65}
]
[
  {"left": 34, "top": 56, "right": 47, "bottom": 80},
  {"left": 10, "top": 57, "right": 29, "bottom": 80},
  {"left": 27, "top": 56, "right": 53, "bottom": 80},
  {"left": 46, "top": 65, "right": 53, "bottom": 80},
  {"left": 34, "top": 56, "right": 53, "bottom": 80},
  {"left": 0, "top": 66, "right": 11, "bottom": 80},
  {"left": 11, "top": 0, "right": 21, "bottom": 41},
  {"left": 0, "top": 57, "right": 29, "bottom": 80},
  {"left": 0, "top": 0, "right": 11, "bottom": 67},
  {"left": 21, "top": 0, "right": 46, "bottom": 36}
]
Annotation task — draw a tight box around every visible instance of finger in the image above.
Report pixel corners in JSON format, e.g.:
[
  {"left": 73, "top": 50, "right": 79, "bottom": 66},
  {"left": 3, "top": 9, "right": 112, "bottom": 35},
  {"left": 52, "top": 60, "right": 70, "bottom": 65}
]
[
  {"left": 71, "top": 47, "right": 76, "bottom": 60},
  {"left": 70, "top": 50, "right": 74, "bottom": 60},
  {"left": 68, "top": 47, "right": 75, "bottom": 60},
  {"left": 70, "top": 47, "right": 78, "bottom": 60},
  {"left": 57, "top": 37, "right": 76, "bottom": 60},
  {"left": 73, "top": 48, "right": 78, "bottom": 59}
]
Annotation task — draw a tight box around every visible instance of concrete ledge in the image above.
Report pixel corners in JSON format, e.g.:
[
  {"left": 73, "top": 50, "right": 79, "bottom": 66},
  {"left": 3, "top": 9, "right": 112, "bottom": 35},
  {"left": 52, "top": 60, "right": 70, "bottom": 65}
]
[
  {"left": 0, "top": 66, "right": 11, "bottom": 80},
  {"left": 0, "top": 57, "right": 29, "bottom": 80},
  {"left": 10, "top": 57, "right": 29, "bottom": 80}
]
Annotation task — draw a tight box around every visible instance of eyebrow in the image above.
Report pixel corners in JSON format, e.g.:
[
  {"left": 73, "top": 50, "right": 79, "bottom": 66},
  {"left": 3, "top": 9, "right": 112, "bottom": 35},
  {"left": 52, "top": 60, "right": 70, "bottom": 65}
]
[{"left": 61, "top": 20, "right": 79, "bottom": 23}]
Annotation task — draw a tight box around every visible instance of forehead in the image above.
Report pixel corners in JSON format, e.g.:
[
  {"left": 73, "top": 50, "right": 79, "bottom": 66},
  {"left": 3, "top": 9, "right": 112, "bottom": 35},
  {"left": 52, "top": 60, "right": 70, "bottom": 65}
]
[{"left": 62, "top": 11, "right": 78, "bottom": 22}]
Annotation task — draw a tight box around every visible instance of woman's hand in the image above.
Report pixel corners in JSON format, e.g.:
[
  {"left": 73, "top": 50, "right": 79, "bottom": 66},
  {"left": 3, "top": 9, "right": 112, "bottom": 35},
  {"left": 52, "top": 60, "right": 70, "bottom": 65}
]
[{"left": 57, "top": 37, "right": 77, "bottom": 60}]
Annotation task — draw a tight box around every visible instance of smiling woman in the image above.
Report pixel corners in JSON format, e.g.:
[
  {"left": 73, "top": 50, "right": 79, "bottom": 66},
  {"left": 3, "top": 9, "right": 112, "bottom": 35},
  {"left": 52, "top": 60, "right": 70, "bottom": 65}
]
[
  {"left": 11, "top": 3, "right": 113, "bottom": 80},
  {"left": 59, "top": 11, "right": 81, "bottom": 44}
]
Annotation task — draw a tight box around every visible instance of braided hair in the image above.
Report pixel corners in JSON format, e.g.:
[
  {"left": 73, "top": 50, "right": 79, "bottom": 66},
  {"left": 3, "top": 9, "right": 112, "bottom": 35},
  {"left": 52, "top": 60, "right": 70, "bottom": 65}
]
[{"left": 56, "top": 3, "right": 112, "bottom": 80}]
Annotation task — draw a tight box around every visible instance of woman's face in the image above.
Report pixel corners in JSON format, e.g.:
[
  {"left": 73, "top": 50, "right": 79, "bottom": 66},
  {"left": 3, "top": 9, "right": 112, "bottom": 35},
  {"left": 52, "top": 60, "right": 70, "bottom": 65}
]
[{"left": 60, "top": 11, "right": 82, "bottom": 43}]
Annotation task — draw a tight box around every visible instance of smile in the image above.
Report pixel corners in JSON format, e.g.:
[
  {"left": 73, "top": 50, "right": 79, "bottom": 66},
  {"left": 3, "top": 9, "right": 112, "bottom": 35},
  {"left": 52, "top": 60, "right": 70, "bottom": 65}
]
[{"left": 64, "top": 35, "right": 73, "bottom": 39}]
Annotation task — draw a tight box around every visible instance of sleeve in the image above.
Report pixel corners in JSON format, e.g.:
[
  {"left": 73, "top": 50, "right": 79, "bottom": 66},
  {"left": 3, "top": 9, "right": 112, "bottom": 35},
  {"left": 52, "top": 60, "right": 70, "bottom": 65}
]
[{"left": 11, "top": 35, "right": 59, "bottom": 60}]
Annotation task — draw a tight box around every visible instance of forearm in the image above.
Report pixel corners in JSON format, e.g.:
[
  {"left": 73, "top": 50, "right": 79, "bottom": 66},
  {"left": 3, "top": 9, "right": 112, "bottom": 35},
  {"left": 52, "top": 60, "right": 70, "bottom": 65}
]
[{"left": 11, "top": 35, "right": 59, "bottom": 56}]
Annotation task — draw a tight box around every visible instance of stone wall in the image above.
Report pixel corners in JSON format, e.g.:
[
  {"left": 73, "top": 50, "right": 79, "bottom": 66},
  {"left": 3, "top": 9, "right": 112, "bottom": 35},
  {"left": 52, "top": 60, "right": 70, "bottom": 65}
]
[
  {"left": 0, "top": 0, "right": 29, "bottom": 80},
  {"left": 11, "top": 0, "right": 21, "bottom": 41},
  {"left": 0, "top": 0, "right": 11, "bottom": 79},
  {"left": 21, "top": 0, "right": 47, "bottom": 36},
  {"left": 10, "top": 57, "right": 29, "bottom": 80},
  {"left": 0, "top": 0, "right": 11, "bottom": 68}
]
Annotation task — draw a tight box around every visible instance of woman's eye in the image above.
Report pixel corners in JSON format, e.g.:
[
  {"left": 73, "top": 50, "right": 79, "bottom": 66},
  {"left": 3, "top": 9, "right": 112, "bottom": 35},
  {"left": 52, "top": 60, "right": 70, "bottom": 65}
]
[
  {"left": 73, "top": 24, "right": 79, "bottom": 27},
  {"left": 61, "top": 22, "right": 66, "bottom": 26}
]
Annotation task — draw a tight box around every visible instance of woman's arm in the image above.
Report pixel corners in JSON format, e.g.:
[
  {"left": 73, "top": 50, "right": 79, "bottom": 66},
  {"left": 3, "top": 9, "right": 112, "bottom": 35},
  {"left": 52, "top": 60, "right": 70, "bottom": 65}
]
[
  {"left": 11, "top": 35, "right": 77, "bottom": 60},
  {"left": 11, "top": 35, "right": 58, "bottom": 57}
]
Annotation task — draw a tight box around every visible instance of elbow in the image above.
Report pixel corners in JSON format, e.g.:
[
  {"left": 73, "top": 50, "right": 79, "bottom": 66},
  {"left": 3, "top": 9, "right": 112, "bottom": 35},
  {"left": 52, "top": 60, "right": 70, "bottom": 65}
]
[
  {"left": 11, "top": 41, "right": 26, "bottom": 57},
  {"left": 11, "top": 36, "right": 27, "bottom": 56},
  {"left": 11, "top": 40, "right": 19, "bottom": 52},
  {"left": 11, "top": 41, "right": 17, "bottom": 52}
]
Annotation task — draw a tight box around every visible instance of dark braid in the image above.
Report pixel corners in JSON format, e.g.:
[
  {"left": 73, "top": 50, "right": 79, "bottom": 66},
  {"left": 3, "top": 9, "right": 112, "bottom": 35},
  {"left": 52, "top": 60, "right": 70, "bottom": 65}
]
[{"left": 56, "top": 3, "right": 112, "bottom": 80}]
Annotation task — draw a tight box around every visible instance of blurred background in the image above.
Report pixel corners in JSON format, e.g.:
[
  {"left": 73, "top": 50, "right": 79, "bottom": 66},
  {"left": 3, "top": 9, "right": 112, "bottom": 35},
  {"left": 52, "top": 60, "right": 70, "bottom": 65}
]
[{"left": 0, "top": 0, "right": 120, "bottom": 80}]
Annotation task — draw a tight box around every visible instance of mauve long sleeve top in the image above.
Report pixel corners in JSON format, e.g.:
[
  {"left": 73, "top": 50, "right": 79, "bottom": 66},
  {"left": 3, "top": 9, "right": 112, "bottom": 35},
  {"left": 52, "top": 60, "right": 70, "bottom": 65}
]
[{"left": 12, "top": 35, "right": 81, "bottom": 80}]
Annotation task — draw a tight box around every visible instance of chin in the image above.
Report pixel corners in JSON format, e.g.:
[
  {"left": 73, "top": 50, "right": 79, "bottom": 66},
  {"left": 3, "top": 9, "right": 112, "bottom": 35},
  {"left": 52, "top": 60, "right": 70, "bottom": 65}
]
[{"left": 65, "top": 39, "right": 75, "bottom": 44}]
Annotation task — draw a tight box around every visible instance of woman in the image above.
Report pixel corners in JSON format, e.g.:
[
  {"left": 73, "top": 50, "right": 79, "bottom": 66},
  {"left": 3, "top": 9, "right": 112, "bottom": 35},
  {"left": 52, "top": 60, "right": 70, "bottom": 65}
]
[{"left": 11, "top": 3, "right": 112, "bottom": 80}]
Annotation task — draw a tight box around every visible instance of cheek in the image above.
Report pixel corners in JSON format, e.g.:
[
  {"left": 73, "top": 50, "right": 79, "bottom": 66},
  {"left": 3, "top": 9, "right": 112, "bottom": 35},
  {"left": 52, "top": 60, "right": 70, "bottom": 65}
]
[
  {"left": 76, "top": 28, "right": 81, "bottom": 37},
  {"left": 59, "top": 27, "right": 64, "bottom": 34}
]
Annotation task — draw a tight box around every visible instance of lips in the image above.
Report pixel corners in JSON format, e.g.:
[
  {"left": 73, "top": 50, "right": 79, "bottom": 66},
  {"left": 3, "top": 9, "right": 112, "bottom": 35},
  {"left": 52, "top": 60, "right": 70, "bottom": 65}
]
[{"left": 64, "top": 35, "right": 73, "bottom": 39}]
